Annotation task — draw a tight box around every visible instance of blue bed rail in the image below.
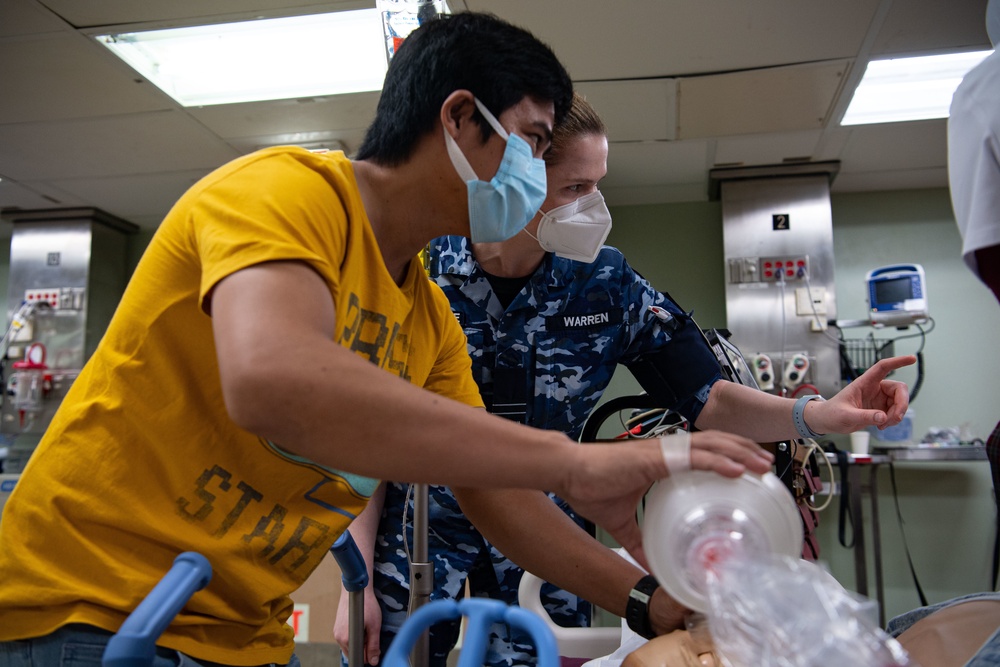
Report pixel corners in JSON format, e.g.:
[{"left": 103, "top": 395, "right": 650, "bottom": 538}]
[{"left": 102, "top": 552, "right": 212, "bottom": 667}]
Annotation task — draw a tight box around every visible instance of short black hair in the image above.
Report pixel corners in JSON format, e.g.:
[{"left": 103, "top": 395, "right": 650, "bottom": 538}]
[{"left": 356, "top": 12, "right": 573, "bottom": 165}]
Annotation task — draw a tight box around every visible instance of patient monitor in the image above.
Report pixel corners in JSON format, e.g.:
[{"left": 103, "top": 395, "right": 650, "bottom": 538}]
[{"left": 866, "top": 264, "right": 928, "bottom": 328}]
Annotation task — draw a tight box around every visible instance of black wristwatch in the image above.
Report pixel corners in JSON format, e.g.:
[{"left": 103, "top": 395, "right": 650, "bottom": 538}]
[{"left": 625, "top": 574, "right": 660, "bottom": 640}]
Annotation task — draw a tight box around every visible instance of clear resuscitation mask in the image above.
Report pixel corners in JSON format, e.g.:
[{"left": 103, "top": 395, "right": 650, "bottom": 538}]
[{"left": 641, "top": 470, "right": 803, "bottom": 613}]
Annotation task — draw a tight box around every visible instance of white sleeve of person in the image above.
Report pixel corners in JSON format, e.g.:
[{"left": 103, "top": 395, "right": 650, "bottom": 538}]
[{"left": 659, "top": 431, "right": 691, "bottom": 474}]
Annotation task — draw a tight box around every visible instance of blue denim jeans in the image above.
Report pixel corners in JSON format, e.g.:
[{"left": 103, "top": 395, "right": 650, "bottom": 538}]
[
  {"left": 886, "top": 592, "right": 1000, "bottom": 666},
  {"left": 0, "top": 624, "right": 302, "bottom": 667}
]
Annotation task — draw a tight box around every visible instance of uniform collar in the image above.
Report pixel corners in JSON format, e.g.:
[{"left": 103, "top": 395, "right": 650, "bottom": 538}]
[
  {"left": 431, "top": 235, "right": 480, "bottom": 278},
  {"left": 433, "top": 236, "right": 578, "bottom": 286}
]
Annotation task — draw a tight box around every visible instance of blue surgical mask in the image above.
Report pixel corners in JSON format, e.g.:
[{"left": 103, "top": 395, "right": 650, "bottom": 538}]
[{"left": 445, "top": 98, "right": 547, "bottom": 243}]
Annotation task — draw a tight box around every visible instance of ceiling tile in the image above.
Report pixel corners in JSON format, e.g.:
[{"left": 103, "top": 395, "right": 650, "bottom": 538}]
[
  {"left": 872, "top": 0, "right": 991, "bottom": 56},
  {"left": 0, "top": 176, "right": 86, "bottom": 211},
  {"left": 0, "top": 0, "right": 68, "bottom": 37},
  {"left": 466, "top": 0, "right": 880, "bottom": 80},
  {"left": 0, "top": 111, "right": 240, "bottom": 180},
  {"left": 0, "top": 33, "right": 174, "bottom": 124},
  {"left": 223, "top": 129, "right": 370, "bottom": 157},
  {"left": 604, "top": 139, "right": 710, "bottom": 187},
  {"left": 576, "top": 80, "right": 676, "bottom": 142},
  {"left": 677, "top": 60, "right": 850, "bottom": 139},
  {"left": 37, "top": 0, "right": 370, "bottom": 29},
  {"left": 839, "top": 119, "right": 947, "bottom": 172},
  {"left": 47, "top": 170, "right": 214, "bottom": 223},
  {"left": 189, "top": 93, "right": 381, "bottom": 141},
  {"left": 714, "top": 131, "right": 823, "bottom": 167},
  {"left": 813, "top": 127, "right": 853, "bottom": 163}
]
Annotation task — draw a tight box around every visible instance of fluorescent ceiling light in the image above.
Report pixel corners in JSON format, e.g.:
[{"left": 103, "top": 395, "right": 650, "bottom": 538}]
[
  {"left": 96, "top": 10, "right": 388, "bottom": 107},
  {"left": 841, "top": 50, "right": 993, "bottom": 125}
]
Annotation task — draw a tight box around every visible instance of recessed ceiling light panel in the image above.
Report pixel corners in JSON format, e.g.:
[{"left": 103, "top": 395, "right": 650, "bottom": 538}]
[
  {"left": 96, "top": 10, "right": 388, "bottom": 107},
  {"left": 842, "top": 50, "right": 993, "bottom": 126}
]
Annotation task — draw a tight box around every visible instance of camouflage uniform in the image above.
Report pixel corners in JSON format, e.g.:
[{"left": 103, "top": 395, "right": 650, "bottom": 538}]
[{"left": 371, "top": 236, "right": 723, "bottom": 667}]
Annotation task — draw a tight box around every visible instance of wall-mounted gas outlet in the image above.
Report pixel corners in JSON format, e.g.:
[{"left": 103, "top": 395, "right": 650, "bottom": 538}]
[
  {"left": 752, "top": 354, "right": 775, "bottom": 391},
  {"left": 783, "top": 353, "right": 810, "bottom": 387}
]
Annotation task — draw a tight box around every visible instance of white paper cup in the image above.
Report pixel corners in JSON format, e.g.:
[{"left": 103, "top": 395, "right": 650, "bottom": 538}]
[{"left": 850, "top": 430, "right": 871, "bottom": 455}]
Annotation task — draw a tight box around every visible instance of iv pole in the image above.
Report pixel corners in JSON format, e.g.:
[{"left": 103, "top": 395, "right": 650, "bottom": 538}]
[
  {"left": 378, "top": 10, "right": 450, "bottom": 662},
  {"left": 407, "top": 483, "right": 432, "bottom": 667}
]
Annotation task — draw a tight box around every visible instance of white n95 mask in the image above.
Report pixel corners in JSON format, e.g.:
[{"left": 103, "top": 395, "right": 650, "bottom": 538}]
[{"left": 531, "top": 191, "right": 613, "bottom": 263}]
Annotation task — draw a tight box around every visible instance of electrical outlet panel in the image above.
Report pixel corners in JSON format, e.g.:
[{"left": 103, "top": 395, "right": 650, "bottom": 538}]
[
  {"left": 761, "top": 255, "right": 809, "bottom": 281},
  {"left": 24, "top": 289, "right": 60, "bottom": 309},
  {"left": 728, "top": 255, "right": 811, "bottom": 283},
  {"left": 795, "top": 286, "right": 827, "bottom": 315},
  {"left": 23, "top": 287, "right": 86, "bottom": 311},
  {"left": 727, "top": 257, "right": 760, "bottom": 284}
]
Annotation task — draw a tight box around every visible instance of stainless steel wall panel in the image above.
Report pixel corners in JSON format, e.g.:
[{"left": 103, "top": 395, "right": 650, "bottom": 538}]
[
  {"left": 719, "top": 173, "right": 841, "bottom": 398},
  {"left": 0, "top": 208, "right": 136, "bottom": 470}
]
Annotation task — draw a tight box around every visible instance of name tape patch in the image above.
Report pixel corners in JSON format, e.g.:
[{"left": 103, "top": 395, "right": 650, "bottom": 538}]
[{"left": 546, "top": 308, "right": 622, "bottom": 332}]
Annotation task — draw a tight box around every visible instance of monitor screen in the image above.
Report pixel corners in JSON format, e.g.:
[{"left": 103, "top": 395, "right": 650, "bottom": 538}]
[{"left": 874, "top": 276, "right": 913, "bottom": 305}]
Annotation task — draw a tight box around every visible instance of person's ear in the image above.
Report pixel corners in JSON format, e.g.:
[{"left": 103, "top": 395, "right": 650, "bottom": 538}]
[{"left": 440, "top": 90, "right": 477, "bottom": 140}]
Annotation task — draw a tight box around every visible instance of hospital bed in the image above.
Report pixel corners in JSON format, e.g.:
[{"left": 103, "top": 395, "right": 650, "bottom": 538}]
[{"left": 101, "top": 534, "right": 559, "bottom": 667}]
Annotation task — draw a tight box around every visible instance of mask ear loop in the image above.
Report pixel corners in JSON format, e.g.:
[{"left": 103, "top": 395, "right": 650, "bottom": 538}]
[
  {"left": 522, "top": 227, "right": 542, "bottom": 244},
  {"left": 444, "top": 129, "right": 478, "bottom": 183},
  {"left": 473, "top": 98, "right": 509, "bottom": 140},
  {"left": 444, "top": 96, "right": 509, "bottom": 184}
]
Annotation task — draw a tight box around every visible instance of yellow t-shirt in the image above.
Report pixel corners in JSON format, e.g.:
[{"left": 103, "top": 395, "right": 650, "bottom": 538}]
[{"left": 0, "top": 148, "right": 483, "bottom": 665}]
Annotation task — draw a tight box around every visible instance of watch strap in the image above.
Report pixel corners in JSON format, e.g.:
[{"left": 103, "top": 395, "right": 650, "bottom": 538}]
[
  {"left": 625, "top": 574, "right": 660, "bottom": 640},
  {"left": 793, "top": 394, "right": 825, "bottom": 439}
]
